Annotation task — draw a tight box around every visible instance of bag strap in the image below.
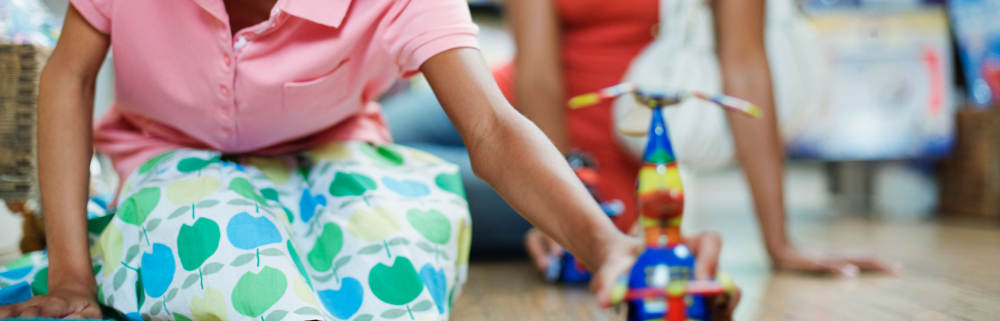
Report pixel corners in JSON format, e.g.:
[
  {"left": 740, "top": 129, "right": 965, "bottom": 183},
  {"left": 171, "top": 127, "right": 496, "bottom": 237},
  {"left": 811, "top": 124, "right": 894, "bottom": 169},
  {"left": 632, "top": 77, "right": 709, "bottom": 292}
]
[{"left": 658, "top": 0, "right": 714, "bottom": 51}]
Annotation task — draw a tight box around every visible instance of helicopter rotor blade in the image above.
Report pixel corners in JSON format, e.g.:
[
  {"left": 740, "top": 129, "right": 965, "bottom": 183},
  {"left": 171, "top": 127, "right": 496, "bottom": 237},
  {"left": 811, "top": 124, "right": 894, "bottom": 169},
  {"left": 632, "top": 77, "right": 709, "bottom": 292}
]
[
  {"left": 568, "top": 83, "right": 637, "bottom": 109},
  {"left": 689, "top": 91, "right": 761, "bottom": 117}
]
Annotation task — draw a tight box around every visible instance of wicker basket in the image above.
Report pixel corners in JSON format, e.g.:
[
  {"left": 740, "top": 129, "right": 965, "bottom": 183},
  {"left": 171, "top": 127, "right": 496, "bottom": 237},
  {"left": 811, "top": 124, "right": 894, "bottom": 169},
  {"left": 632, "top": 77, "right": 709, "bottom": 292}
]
[
  {"left": 0, "top": 43, "right": 46, "bottom": 201},
  {"left": 938, "top": 106, "right": 1000, "bottom": 218}
]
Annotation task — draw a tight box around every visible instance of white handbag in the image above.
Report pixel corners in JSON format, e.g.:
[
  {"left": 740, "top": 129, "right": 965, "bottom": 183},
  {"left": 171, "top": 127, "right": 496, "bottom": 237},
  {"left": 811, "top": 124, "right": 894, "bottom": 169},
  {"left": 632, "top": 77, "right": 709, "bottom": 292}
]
[{"left": 613, "top": 0, "right": 826, "bottom": 169}]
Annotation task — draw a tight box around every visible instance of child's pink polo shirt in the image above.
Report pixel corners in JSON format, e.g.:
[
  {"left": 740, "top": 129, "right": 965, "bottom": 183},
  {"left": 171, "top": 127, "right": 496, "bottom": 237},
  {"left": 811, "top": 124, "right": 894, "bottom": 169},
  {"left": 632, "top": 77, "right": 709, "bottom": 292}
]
[{"left": 70, "top": 0, "right": 479, "bottom": 180}]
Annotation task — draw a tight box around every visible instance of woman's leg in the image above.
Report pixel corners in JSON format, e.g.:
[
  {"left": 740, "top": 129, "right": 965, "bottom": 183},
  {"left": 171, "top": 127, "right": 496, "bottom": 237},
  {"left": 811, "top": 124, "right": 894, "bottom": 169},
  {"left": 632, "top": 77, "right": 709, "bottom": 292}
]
[{"left": 382, "top": 89, "right": 530, "bottom": 254}]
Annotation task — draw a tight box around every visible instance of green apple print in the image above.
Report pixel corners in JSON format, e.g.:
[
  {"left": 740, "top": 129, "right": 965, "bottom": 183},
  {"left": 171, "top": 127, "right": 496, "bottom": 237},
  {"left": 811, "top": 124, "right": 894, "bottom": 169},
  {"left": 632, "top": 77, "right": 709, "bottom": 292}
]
[
  {"left": 137, "top": 151, "right": 177, "bottom": 175},
  {"left": 456, "top": 219, "right": 472, "bottom": 265},
  {"left": 359, "top": 143, "right": 405, "bottom": 167},
  {"left": 31, "top": 267, "right": 48, "bottom": 295},
  {"left": 118, "top": 187, "right": 161, "bottom": 226},
  {"left": 287, "top": 240, "right": 312, "bottom": 289},
  {"left": 232, "top": 266, "right": 287, "bottom": 318},
  {"left": 177, "top": 218, "right": 221, "bottom": 271},
  {"left": 260, "top": 188, "right": 280, "bottom": 203},
  {"left": 329, "top": 172, "right": 376, "bottom": 197},
  {"left": 369, "top": 257, "right": 424, "bottom": 306},
  {"left": 435, "top": 172, "right": 465, "bottom": 199},
  {"left": 346, "top": 206, "right": 401, "bottom": 242},
  {"left": 406, "top": 209, "right": 451, "bottom": 245},
  {"left": 177, "top": 155, "right": 221, "bottom": 173},
  {"left": 307, "top": 223, "right": 343, "bottom": 272},
  {"left": 190, "top": 287, "right": 227, "bottom": 321},
  {"left": 165, "top": 176, "right": 221, "bottom": 205},
  {"left": 228, "top": 177, "right": 268, "bottom": 204},
  {"left": 93, "top": 222, "right": 123, "bottom": 276}
]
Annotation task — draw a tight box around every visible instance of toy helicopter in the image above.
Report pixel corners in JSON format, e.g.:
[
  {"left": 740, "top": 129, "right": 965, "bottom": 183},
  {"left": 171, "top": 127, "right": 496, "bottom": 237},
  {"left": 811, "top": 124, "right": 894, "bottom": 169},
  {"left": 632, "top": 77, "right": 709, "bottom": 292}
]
[{"left": 569, "top": 83, "right": 758, "bottom": 321}]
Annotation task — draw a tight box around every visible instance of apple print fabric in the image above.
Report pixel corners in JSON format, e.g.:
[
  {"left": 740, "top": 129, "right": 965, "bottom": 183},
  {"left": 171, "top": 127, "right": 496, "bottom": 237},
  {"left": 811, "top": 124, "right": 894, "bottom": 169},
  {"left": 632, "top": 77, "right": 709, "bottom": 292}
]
[{"left": 0, "top": 141, "right": 473, "bottom": 321}]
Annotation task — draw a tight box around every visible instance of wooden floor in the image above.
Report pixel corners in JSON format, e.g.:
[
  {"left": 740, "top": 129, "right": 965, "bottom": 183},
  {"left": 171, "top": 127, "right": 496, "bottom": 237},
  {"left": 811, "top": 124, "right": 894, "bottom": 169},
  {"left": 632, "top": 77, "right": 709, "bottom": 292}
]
[{"left": 453, "top": 216, "right": 1000, "bottom": 320}]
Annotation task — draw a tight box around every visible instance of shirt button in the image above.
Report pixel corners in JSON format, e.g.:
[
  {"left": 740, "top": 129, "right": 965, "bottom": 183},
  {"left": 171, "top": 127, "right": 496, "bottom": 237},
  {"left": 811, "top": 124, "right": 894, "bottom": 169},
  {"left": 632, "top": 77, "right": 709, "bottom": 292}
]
[
  {"left": 234, "top": 36, "right": 248, "bottom": 51},
  {"left": 223, "top": 56, "right": 232, "bottom": 67},
  {"left": 220, "top": 85, "right": 231, "bottom": 97}
]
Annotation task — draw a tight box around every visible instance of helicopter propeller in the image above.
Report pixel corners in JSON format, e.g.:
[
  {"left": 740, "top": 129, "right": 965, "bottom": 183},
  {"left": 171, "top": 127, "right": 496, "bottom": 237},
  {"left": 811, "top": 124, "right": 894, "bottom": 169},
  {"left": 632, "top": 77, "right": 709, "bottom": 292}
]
[{"left": 568, "top": 83, "right": 762, "bottom": 137}]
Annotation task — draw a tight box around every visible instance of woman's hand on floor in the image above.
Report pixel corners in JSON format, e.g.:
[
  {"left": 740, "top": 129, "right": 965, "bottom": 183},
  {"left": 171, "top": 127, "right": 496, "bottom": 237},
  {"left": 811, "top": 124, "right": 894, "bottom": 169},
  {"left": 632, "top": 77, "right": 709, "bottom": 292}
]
[
  {"left": 0, "top": 281, "right": 102, "bottom": 319},
  {"left": 771, "top": 246, "right": 902, "bottom": 277}
]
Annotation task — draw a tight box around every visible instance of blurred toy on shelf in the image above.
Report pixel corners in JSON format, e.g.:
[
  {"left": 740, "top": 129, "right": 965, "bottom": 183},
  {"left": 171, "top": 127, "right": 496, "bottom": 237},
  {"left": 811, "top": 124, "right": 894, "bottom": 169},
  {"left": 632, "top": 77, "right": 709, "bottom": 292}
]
[
  {"left": 787, "top": 3, "right": 954, "bottom": 160},
  {"left": 949, "top": 0, "right": 1000, "bottom": 108},
  {"left": 570, "top": 83, "right": 750, "bottom": 321},
  {"left": 0, "top": 0, "right": 61, "bottom": 48}
]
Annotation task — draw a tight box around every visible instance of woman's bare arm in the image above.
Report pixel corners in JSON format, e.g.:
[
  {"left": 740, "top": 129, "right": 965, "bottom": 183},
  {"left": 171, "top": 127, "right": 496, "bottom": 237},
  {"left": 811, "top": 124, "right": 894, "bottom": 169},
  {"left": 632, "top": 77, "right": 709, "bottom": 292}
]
[
  {"left": 507, "top": 0, "right": 569, "bottom": 151},
  {"left": 713, "top": 0, "right": 896, "bottom": 275},
  {"left": 0, "top": 5, "right": 109, "bottom": 318}
]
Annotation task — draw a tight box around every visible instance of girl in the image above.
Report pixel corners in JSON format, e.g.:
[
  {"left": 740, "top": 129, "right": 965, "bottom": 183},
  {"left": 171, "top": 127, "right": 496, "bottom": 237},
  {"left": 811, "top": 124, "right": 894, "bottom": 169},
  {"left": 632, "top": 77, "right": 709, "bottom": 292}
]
[{"left": 0, "top": 0, "right": 727, "bottom": 320}]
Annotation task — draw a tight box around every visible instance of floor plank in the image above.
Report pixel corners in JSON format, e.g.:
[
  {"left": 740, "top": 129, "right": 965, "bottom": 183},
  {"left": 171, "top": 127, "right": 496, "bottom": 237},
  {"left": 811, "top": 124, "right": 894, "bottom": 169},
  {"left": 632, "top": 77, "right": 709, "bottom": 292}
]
[{"left": 453, "top": 217, "right": 1000, "bottom": 320}]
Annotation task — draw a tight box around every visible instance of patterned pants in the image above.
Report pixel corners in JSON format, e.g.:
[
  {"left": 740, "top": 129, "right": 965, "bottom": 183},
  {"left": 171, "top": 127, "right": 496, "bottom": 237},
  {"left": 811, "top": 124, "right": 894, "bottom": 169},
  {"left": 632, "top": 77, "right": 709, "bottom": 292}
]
[{"left": 0, "top": 141, "right": 472, "bottom": 321}]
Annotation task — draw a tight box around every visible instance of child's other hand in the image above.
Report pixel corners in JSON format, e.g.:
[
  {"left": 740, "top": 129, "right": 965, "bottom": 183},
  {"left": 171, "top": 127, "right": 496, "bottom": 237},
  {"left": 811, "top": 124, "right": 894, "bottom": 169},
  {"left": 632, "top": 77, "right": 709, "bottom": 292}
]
[
  {"left": 0, "top": 282, "right": 102, "bottom": 319},
  {"left": 525, "top": 228, "right": 565, "bottom": 271}
]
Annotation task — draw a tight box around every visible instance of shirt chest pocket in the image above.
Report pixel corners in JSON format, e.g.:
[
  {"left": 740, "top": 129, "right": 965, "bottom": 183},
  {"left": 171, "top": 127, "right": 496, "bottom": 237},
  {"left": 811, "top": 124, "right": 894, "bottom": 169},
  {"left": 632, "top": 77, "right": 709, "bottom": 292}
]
[{"left": 282, "top": 59, "right": 359, "bottom": 122}]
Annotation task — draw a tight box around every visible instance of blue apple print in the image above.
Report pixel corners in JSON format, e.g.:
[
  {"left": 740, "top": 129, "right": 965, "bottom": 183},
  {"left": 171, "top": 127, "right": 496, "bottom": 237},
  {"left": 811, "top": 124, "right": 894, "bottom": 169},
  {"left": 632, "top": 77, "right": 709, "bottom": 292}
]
[
  {"left": 419, "top": 263, "right": 447, "bottom": 313},
  {"left": 0, "top": 266, "right": 32, "bottom": 280},
  {"left": 124, "top": 312, "right": 144, "bottom": 321},
  {"left": 0, "top": 282, "right": 32, "bottom": 305},
  {"left": 227, "top": 212, "right": 282, "bottom": 250},
  {"left": 298, "top": 188, "right": 326, "bottom": 222},
  {"left": 141, "top": 243, "right": 176, "bottom": 298},
  {"left": 318, "top": 277, "right": 364, "bottom": 320},
  {"left": 381, "top": 177, "right": 430, "bottom": 198}
]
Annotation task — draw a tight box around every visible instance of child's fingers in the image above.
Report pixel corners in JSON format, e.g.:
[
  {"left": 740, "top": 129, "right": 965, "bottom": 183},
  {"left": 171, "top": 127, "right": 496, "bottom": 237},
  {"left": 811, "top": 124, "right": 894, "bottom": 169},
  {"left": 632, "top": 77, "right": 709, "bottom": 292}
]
[
  {"left": 687, "top": 231, "right": 722, "bottom": 280},
  {"left": 591, "top": 238, "right": 643, "bottom": 308},
  {"left": 546, "top": 237, "right": 564, "bottom": 256},
  {"left": 0, "top": 302, "right": 18, "bottom": 318},
  {"left": 38, "top": 296, "right": 72, "bottom": 317},
  {"left": 590, "top": 257, "right": 632, "bottom": 308},
  {"left": 63, "top": 303, "right": 102, "bottom": 320},
  {"left": 525, "top": 229, "right": 552, "bottom": 270},
  {"left": 17, "top": 305, "right": 41, "bottom": 318},
  {"left": 0, "top": 298, "right": 42, "bottom": 318}
]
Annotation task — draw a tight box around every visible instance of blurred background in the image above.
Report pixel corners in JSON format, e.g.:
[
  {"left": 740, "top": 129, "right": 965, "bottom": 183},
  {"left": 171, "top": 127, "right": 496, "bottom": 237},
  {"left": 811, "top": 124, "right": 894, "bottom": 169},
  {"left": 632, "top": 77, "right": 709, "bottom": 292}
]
[{"left": 2, "top": 0, "right": 999, "bottom": 319}]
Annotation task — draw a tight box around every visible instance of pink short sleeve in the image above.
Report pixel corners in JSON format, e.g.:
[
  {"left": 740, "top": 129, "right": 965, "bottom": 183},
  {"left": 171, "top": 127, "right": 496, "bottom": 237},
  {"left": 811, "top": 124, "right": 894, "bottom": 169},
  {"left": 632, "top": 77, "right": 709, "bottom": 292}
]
[
  {"left": 381, "top": 0, "right": 480, "bottom": 77},
  {"left": 70, "top": 0, "right": 112, "bottom": 34}
]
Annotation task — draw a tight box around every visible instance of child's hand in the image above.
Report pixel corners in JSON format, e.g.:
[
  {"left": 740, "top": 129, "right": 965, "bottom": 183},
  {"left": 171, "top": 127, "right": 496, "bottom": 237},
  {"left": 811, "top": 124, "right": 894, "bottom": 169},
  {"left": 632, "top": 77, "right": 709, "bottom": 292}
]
[
  {"left": 0, "top": 281, "right": 101, "bottom": 319},
  {"left": 529, "top": 229, "right": 740, "bottom": 318}
]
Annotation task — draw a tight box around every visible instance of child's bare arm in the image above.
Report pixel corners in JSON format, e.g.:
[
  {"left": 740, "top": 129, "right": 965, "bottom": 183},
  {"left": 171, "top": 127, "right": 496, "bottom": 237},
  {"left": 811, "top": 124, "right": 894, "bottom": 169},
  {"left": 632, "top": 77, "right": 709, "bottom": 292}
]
[
  {"left": 420, "top": 47, "right": 638, "bottom": 304},
  {"left": 0, "top": 5, "right": 109, "bottom": 319}
]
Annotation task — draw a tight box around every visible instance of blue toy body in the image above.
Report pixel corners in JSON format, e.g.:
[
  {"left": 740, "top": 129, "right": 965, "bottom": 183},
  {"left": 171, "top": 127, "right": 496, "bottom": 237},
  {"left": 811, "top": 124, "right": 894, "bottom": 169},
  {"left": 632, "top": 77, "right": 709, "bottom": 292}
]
[
  {"left": 627, "top": 245, "right": 708, "bottom": 321},
  {"left": 558, "top": 252, "right": 592, "bottom": 283}
]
